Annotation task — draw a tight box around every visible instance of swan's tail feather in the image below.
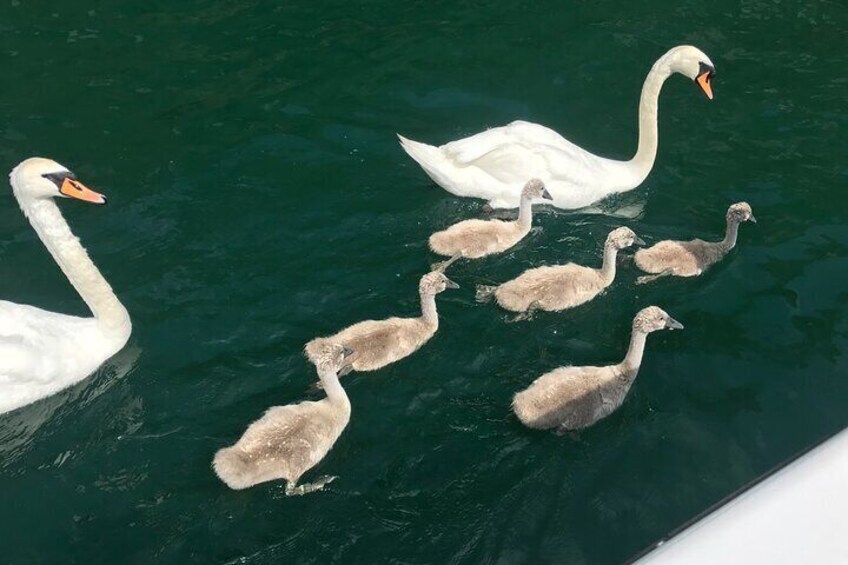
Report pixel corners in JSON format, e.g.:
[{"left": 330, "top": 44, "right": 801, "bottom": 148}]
[
  {"left": 475, "top": 284, "right": 497, "bottom": 303},
  {"left": 212, "top": 447, "right": 252, "bottom": 490},
  {"left": 397, "top": 134, "right": 459, "bottom": 192}
]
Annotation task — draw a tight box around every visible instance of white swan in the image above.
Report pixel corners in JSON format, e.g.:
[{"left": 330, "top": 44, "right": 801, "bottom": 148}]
[
  {"left": 398, "top": 45, "right": 715, "bottom": 209},
  {"left": 0, "top": 158, "right": 132, "bottom": 414}
]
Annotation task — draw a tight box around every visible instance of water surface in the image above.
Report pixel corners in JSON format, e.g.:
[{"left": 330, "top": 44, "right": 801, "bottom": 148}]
[{"left": 1, "top": 1, "right": 846, "bottom": 563}]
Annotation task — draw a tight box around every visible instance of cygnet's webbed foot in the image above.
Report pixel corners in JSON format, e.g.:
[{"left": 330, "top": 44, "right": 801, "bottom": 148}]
[
  {"left": 554, "top": 426, "right": 581, "bottom": 439},
  {"left": 475, "top": 284, "right": 497, "bottom": 303},
  {"left": 507, "top": 303, "right": 539, "bottom": 323},
  {"left": 431, "top": 255, "right": 461, "bottom": 273},
  {"left": 285, "top": 475, "right": 337, "bottom": 496},
  {"left": 636, "top": 270, "right": 673, "bottom": 285}
]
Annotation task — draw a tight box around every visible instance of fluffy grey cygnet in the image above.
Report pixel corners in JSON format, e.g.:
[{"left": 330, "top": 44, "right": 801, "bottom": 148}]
[
  {"left": 477, "top": 227, "right": 643, "bottom": 317},
  {"left": 304, "top": 271, "right": 458, "bottom": 374},
  {"left": 635, "top": 202, "right": 756, "bottom": 284},
  {"left": 428, "top": 178, "right": 552, "bottom": 269},
  {"left": 512, "top": 306, "right": 683, "bottom": 431},
  {"left": 213, "top": 343, "right": 353, "bottom": 494}
]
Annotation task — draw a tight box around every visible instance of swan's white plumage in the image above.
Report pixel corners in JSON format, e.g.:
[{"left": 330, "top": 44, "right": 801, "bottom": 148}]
[
  {"left": 0, "top": 158, "right": 131, "bottom": 414},
  {"left": 399, "top": 45, "right": 715, "bottom": 209}
]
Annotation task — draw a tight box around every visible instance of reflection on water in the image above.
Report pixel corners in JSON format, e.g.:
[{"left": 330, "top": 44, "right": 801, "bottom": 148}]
[{"left": 0, "top": 345, "right": 142, "bottom": 469}]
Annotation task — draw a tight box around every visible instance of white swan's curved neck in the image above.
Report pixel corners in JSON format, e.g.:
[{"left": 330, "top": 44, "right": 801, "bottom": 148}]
[
  {"left": 318, "top": 368, "right": 348, "bottom": 407},
  {"left": 19, "top": 196, "right": 130, "bottom": 337},
  {"left": 517, "top": 194, "right": 533, "bottom": 229},
  {"left": 599, "top": 244, "right": 619, "bottom": 285},
  {"left": 629, "top": 59, "right": 674, "bottom": 179},
  {"left": 420, "top": 292, "right": 438, "bottom": 328},
  {"left": 620, "top": 329, "right": 648, "bottom": 375}
]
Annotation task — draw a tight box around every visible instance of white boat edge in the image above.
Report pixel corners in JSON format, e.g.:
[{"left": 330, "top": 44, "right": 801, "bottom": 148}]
[{"left": 632, "top": 426, "right": 848, "bottom": 564}]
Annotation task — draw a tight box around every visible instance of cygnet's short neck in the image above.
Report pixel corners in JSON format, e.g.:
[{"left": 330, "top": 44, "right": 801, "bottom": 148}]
[
  {"left": 420, "top": 290, "right": 439, "bottom": 328},
  {"left": 721, "top": 216, "right": 741, "bottom": 251},
  {"left": 599, "top": 242, "right": 620, "bottom": 284},
  {"left": 619, "top": 328, "right": 648, "bottom": 376},
  {"left": 517, "top": 192, "right": 535, "bottom": 229},
  {"left": 317, "top": 365, "right": 348, "bottom": 406}
]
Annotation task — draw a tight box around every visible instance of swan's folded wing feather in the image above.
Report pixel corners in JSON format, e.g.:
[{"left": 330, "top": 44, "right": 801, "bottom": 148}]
[
  {"left": 502, "top": 120, "right": 575, "bottom": 148},
  {"left": 0, "top": 301, "right": 97, "bottom": 350},
  {"left": 0, "top": 336, "right": 40, "bottom": 379},
  {"left": 465, "top": 146, "right": 549, "bottom": 185},
  {"left": 0, "top": 301, "right": 105, "bottom": 387},
  {"left": 442, "top": 120, "right": 613, "bottom": 188},
  {"left": 442, "top": 120, "right": 578, "bottom": 165},
  {"left": 441, "top": 127, "right": 520, "bottom": 165}
]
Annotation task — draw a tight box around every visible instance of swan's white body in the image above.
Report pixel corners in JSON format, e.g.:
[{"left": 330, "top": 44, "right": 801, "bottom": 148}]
[
  {"left": 0, "top": 158, "right": 131, "bottom": 415},
  {"left": 399, "top": 45, "right": 715, "bottom": 209}
]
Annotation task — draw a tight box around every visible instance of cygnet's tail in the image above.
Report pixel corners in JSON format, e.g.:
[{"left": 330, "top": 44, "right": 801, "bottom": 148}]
[
  {"left": 397, "top": 134, "right": 459, "bottom": 192},
  {"left": 475, "top": 284, "right": 497, "bottom": 303},
  {"left": 212, "top": 447, "right": 253, "bottom": 490}
]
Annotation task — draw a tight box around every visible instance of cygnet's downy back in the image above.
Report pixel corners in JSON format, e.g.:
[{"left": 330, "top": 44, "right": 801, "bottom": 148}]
[
  {"left": 212, "top": 343, "right": 354, "bottom": 494},
  {"left": 477, "top": 225, "right": 644, "bottom": 316},
  {"left": 635, "top": 202, "right": 756, "bottom": 283},
  {"left": 512, "top": 306, "right": 683, "bottom": 431},
  {"left": 304, "top": 271, "right": 459, "bottom": 374},
  {"left": 428, "top": 178, "right": 552, "bottom": 267}
]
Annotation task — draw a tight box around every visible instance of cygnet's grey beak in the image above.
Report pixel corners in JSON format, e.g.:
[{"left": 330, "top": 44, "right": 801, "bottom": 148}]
[
  {"left": 541, "top": 189, "right": 553, "bottom": 201},
  {"left": 748, "top": 214, "right": 757, "bottom": 223},
  {"left": 633, "top": 236, "right": 646, "bottom": 246},
  {"left": 665, "top": 317, "right": 684, "bottom": 330},
  {"left": 444, "top": 277, "right": 460, "bottom": 290},
  {"left": 343, "top": 346, "right": 355, "bottom": 358}
]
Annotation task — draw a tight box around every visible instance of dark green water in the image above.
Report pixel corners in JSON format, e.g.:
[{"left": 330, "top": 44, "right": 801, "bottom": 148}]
[{"left": 1, "top": 1, "right": 846, "bottom": 563}]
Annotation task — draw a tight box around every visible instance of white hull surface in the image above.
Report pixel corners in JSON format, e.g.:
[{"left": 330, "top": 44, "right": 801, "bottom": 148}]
[{"left": 635, "top": 427, "right": 848, "bottom": 564}]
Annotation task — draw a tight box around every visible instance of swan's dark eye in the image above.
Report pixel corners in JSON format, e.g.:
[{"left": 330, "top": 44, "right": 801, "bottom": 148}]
[
  {"left": 42, "top": 171, "right": 77, "bottom": 188},
  {"left": 698, "top": 61, "right": 715, "bottom": 80}
]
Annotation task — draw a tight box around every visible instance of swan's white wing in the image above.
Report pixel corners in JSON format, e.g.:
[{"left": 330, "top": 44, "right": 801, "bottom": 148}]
[
  {"left": 442, "top": 120, "right": 619, "bottom": 188},
  {"left": 0, "top": 301, "right": 110, "bottom": 413}
]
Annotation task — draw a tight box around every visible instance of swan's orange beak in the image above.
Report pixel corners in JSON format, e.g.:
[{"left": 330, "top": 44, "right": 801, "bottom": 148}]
[
  {"left": 696, "top": 70, "right": 714, "bottom": 100},
  {"left": 60, "top": 178, "right": 107, "bottom": 205}
]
